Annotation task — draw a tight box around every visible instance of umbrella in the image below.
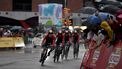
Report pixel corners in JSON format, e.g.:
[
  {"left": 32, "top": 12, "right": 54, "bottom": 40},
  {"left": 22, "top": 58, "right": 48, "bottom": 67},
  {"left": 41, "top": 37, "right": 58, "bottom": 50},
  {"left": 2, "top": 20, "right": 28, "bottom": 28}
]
[
  {"left": 10, "top": 26, "right": 23, "bottom": 30},
  {"left": 100, "top": 5, "right": 121, "bottom": 14},
  {"left": 87, "top": 15, "right": 101, "bottom": 25},
  {"left": 97, "top": 12, "right": 109, "bottom": 20},
  {"left": 106, "top": 1, "right": 122, "bottom": 8},
  {"left": 76, "top": 7, "right": 97, "bottom": 14},
  {"left": 87, "top": 12, "right": 112, "bottom": 25}
]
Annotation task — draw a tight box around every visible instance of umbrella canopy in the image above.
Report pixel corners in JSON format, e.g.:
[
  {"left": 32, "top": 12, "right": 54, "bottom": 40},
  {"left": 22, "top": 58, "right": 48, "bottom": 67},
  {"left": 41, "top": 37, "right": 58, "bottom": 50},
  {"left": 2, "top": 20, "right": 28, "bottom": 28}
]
[
  {"left": 87, "top": 15, "right": 101, "bottom": 25},
  {"left": 106, "top": 1, "right": 122, "bottom": 8},
  {"left": 100, "top": 5, "right": 121, "bottom": 14},
  {"left": 10, "top": 26, "right": 23, "bottom": 31},
  {"left": 76, "top": 7, "right": 97, "bottom": 14},
  {"left": 87, "top": 12, "right": 113, "bottom": 25},
  {"left": 97, "top": 12, "right": 109, "bottom": 20}
]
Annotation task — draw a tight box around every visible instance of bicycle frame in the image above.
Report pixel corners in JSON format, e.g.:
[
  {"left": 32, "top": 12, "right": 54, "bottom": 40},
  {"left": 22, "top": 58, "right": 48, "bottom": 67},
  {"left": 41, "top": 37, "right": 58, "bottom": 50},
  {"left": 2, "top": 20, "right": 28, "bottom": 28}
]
[
  {"left": 54, "top": 43, "right": 62, "bottom": 62},
  {"left": 62, "top": 42, "right": 70, "bottom": 60}
]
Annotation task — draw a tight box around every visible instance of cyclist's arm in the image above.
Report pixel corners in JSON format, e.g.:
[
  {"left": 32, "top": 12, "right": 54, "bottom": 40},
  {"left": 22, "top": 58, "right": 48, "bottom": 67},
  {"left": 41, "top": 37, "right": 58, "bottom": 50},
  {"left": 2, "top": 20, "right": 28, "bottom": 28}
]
[
  {"left": 52, "top": 34, "right": 56, "bottom": 47},
  {"left": 68, "top": 34, "right": 71, "bottom": 44},
  {"left": 78, "top": 34, "right": 80, "bottom": 43},
  {"left": 56, "top": 33, "right": 58, "bottom": 38},
  {"left": 62, "top": 34, "right": 64, "bottom": 47},
  {"left": 41, "top": 34, "right": 48, "bottom": 46}
]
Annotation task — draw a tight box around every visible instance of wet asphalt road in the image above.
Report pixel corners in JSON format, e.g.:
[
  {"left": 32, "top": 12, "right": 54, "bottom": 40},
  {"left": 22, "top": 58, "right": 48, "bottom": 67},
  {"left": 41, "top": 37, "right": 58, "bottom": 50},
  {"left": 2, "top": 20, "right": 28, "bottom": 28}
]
[{"left": 0, "top": 44, "right": 86, "bottom": 69}]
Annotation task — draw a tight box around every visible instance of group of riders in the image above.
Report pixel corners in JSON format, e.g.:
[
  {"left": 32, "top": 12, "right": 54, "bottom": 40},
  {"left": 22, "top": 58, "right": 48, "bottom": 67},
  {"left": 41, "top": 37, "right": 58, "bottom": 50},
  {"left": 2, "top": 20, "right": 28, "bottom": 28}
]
[{"left": 39, "top": 29, "right": 80, "bottom": 65}]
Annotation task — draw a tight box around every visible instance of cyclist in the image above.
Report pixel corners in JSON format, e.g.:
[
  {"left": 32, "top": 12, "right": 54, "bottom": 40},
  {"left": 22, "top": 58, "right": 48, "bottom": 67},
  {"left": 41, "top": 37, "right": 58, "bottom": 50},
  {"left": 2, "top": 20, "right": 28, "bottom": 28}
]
[
  {"left": 64, "top": 30, "right": 71, "bottom": 45},
  {"left": 72, "top": 30, "right": 80, "bottom": 58},
  {"left": 55, "top": 30, "right": 64, "bottom": 47},
  {"left": 62, "top": 30, "right": 71, "bottom": 60},
  {"left": 39, "top": 30, "right": 56, "bottom": 62},
  {"left": 54, "top": 30, "right": 64, "bottom": 62}
]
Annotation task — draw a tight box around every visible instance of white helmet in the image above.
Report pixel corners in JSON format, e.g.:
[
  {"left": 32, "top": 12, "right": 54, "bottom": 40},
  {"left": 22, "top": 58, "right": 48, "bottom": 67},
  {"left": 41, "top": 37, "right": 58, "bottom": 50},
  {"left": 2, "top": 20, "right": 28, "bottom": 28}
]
[
  {"left": 65, "top": 30, "right": 68, "bottom": 33},
  {"left": 58, "top": 30, "right": 62, "bottom": 33},
  {"left": 74, "top": 30, "right": 77, "bottom": 33}
]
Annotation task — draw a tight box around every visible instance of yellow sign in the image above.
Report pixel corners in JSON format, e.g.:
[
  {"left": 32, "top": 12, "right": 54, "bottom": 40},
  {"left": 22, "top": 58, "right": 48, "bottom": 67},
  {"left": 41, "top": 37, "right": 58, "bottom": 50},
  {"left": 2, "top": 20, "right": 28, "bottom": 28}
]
[
  {"left": 0, "top": 37, "right": 14, "bottom": 48},
  {"left": 14, "top": 37, "right": 25, "bottom": 47},
  {"left": 0, "top": 37, "right": 25, "bottom": 48}
]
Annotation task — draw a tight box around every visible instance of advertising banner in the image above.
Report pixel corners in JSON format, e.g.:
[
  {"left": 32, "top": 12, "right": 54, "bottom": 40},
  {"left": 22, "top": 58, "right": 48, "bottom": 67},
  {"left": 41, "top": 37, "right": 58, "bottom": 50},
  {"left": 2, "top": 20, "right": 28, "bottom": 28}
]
[
  {"left": 38, "top": 4, "right": 62, "bottom": 27},
  {"left": 95, "top": 42, "right": 113, "bottom": 69},
  {"left": 0, "top": 37, "right": 25, "bottom": 48},
  {"left": 14, "top": 37, "right": 25, "bottom": 47},
  {"left": 0, "top": 37, "right": 14, "bottom": 48},
  {"left": 107, "top": 42, "right": 122, "bottom": 69},
  {"left": 90, "top": 49, "right": 101, "bottom": 66}
]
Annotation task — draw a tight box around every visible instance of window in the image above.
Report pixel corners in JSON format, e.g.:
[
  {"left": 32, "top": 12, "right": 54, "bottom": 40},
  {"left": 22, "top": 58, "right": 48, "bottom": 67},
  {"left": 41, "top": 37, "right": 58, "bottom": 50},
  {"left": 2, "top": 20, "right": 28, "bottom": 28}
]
[
  {"left": 13, "top": 0, "right": 32, "bottom": 11},
  {"left": 48, "top": 0, "right": 65, "bottom": 7}
]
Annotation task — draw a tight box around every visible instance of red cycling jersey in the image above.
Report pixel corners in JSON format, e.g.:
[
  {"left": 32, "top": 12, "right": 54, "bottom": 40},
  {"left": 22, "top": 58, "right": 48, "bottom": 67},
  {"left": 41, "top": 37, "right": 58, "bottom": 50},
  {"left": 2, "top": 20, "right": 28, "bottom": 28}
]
[{"left": 41, "top": 33, "right": 56, "bottom": 47}]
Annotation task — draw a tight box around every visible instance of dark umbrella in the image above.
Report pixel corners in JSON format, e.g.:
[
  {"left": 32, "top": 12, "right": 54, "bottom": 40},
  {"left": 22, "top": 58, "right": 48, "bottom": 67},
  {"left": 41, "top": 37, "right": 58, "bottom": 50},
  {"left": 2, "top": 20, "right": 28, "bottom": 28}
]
[
  {"left": 76, "top": 7, "right": 97, "bottom": 14},
  {"left": 106, "top": 1, "right": 122, "bottom": 8},
  {"left": 100, "top": 5, "right": 121, "bottom": 14}
]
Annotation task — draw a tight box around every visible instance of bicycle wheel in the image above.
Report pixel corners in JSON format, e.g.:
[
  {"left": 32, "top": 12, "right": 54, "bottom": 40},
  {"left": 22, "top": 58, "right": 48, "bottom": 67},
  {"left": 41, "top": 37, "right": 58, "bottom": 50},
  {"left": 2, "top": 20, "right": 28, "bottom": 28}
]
[
  {"left": 41, "top": 48, "right": 48, "bottom": 66},
  {"left": 76, "top": 43, "right": 79, "bottom": 58},
  {"left": 73, "top": 43, "right": 77, "bottom": 58},
  {"left": 56, "top": 47, "right": 62, "bottom": 62},
  {"left": 54, "top": 48, "right": 58, "bottom": 63},
  {"left": 65, "top": 45, "right": 70, "bottom": 60},
  {"left": 61, "top": 47, "right": 65, "bottom": 60}
]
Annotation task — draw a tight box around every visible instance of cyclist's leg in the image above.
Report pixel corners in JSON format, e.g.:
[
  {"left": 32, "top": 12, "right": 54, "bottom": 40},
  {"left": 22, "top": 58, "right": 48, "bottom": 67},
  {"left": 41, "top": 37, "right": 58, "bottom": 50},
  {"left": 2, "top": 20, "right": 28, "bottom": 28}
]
[
  {"left": 73, "top": 42, "right": 76, "bottom": 58},
  {"left": 61, "top": 44, "right": 65, "bottom": 60},
  {"left": 54, "top": 42, "right": 58, "bottom": 58},
  {"left": 76, "top": 42, "right": 79, "bottom": 58},
  {"left": 53, "top": 47, "right": 57, "bottom": 62},
  {"left": 47, "top": 45, "right": 55, "bottom": 56},
  {"left": 65, "top": 42, "right": 70, "bottom": 59},
  {"left": 39, "top": 44, "right": 47, "bottom": 62}
]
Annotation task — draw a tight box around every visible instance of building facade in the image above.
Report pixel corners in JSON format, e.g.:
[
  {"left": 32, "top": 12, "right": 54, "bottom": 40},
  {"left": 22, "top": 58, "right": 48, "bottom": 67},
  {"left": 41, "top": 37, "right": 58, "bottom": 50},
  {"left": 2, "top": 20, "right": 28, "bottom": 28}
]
[
  {"left": 0, "top": 0, "right": 84, "bottom": 12},
  {"left": 0, "top": 0, "right": 84, "bottom": 28}
]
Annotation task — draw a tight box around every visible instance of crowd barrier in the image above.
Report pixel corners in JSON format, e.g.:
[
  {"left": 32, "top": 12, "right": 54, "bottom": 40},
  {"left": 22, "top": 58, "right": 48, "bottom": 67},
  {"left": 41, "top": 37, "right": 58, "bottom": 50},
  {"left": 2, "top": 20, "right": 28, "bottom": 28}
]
[
  {"left": 111, "top": 41, "right": 122, "bottom": 69},
  {"left": 0, "top": 37, "right": 25, "bottom": 48},
  {"left": 80, "top": 40, "right": 122, "bottom": 69}
]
